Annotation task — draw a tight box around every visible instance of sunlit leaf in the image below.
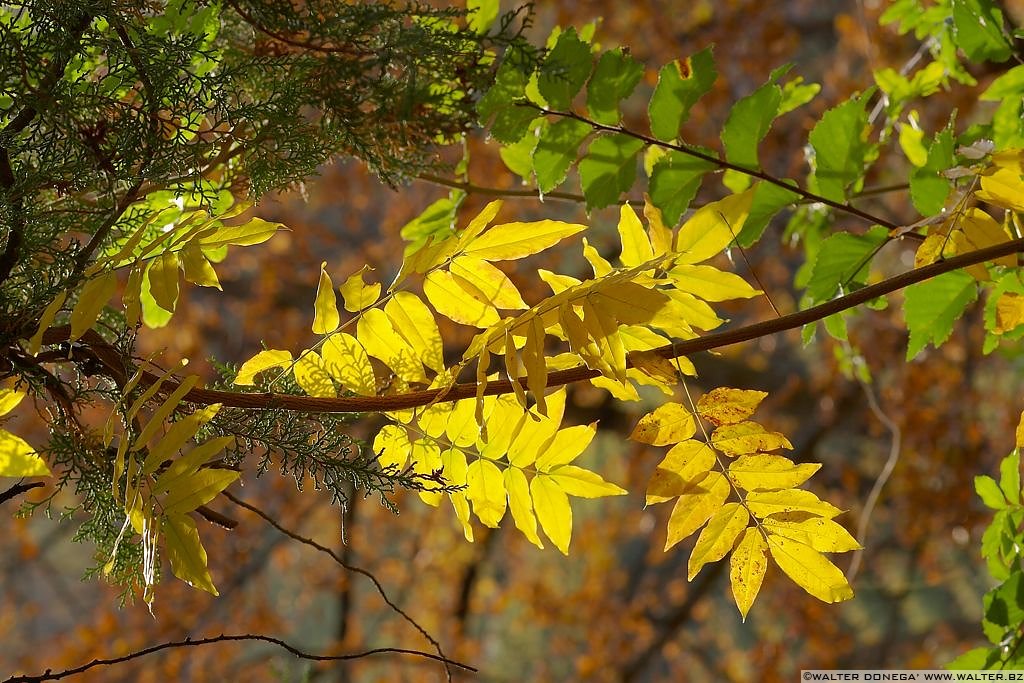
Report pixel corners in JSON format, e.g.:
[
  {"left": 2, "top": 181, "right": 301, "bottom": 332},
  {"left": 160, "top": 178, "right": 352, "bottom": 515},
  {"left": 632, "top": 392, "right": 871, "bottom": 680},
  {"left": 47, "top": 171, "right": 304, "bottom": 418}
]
[
  {"left": 730, "top": 527, "right": 768, "bottom": 621},
  {"left": 688, "top": 502, "right": 749, "bottom": 579},
  {"left": 531, "top": 473, "right": 573, "bottom": 555},
  {"left": 163, "top": 513, "right": 218, "bottom": 595},
  {"left": 728, "top": 454, "right": 821, "bottom": 492},
  {"left": 234, "top": 349, "right": 292, "bottom": 385},
  {"left": 312, "top": 262, "right": 340, "bottom": 333},
  {"left": 746, "top": 489, "right": 842, "bottom": 519},
  {"left": 665, "top": 471, "right": 730, "bottom": 550},
  {"left": 467, "top": 458, "right": 506, "bottom": 528},
  {"left": 630, "top": 402, "right": 696, "bottom": 446},
  {"left": 322, "top": 333, "right": 377, "bottom": 395},
  {"left": 711, "top": 421, "right": 793, "bottom": 457},
  {"left": 505, "top": 467, "right": 543, "bottom": 548},
  {"left": 767, "top": 534, "right": 854, "bottom": 603},
  {"left": 697, "top": 388, "right": 767, "bottom": 426}
]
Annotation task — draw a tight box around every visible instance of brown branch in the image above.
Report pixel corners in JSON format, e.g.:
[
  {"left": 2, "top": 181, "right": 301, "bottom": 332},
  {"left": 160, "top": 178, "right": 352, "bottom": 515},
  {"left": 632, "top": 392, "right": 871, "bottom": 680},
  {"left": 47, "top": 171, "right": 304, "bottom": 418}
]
[
  {"left": 36, "top": 238, "right": 1024, "bottom": 413},
  {"left": 416, "top": 172, "right": 635, "bottom": 205},
  {"left": 1, "top": 632, "right": 476, "bottom": 683},
  {"left": 0, "top": 481, "right": 44, "bottom": 505},
  {"left": 524, "top": 104, "right": 902, "bottom": 232}
]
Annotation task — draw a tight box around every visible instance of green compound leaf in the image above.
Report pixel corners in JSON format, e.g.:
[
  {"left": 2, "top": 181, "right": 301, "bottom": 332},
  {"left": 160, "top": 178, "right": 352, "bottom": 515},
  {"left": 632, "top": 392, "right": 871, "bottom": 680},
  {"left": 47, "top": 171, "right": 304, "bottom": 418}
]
[
  {"left": 538, "top": 28, "right": 593, "bottom": 111},
  {"left": 721, "top": 80, "right": 783, "bottom": 192},
  {"left": 578, "top": 133, "right": 645, "bottom": 210},
  {"left": 648, "top": 47, "right": 716, "bottom": 142},
  {"left": 533, "top": 118, "right": 591, "bottom": 193},
  {"left": 648, "top": 150, "right": 716, "bottom": 226},
  {"left": 736, "top": 181, "right": 800, "bottom": 247},
  {"left": 587, "top": 48, "right": 643, "bottom": 125},
  {"left": 808, "top": 95, "right": 871, "bottom": 202},
  {"left": 910, "top": 126, "right": 954, "bottom": 216},
  {"left": 804, "top": 226, "right": 888, "bottom": 305},
  {"left": 952, "top": 0, "right": 1012, "bottom": 63},
  {"left": 904, "top": 270, "right": 977, "bottom": 360}
]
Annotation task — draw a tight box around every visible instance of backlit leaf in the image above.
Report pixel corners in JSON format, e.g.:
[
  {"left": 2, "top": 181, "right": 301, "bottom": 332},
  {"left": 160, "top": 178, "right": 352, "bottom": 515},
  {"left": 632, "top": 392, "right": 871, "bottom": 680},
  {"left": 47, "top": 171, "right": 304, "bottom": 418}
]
[
  {"left": 0, "top": 428, "right": 50, "bottom": 477},
  {"left": 712, "top": 421, "right": 793, "bottom": 457},
  {"left": 721, "top": 79, "right": 783, "bottom": 191},
  {"left": 648, "top": 48, "right": 716, "bottom": 141},
  {"left": 729, "top": 454, "right": 821, "bottom": 491},
  {"left": 578, "top": 133, "right": 645, "bottom": 210},
  {"left": 645, "top": 441, "right": 717, "bottom": 504},
  {"left": 767, "top": 534, "right": 854, "bottom": 603},
  {"left": 450, "top": 256, "right": 527, "bottom": 310},
  {"left": 697, "top": 388, "right": 767, "bottom": 426},
  {"left": 952, "top": 0, "right": 1012, "bottom": 62},
  {"left": 385, "top": 292, "right": 446, "bottom": 373},
  {"left": 147, "top": 252, "right": 180, "bottom": 313},
  {"left": 464, "top": 220, "right": 587, "bottom": 261},
  {"left": 537, "top": 28, "right": 592, "bottom": 110},
  {"left": 374, "top": 425, "right": 411, "bottom": 470},
  {"left": 293, "top": 350, "right": 335, "bottom": 397},
  {"left": 808, "top": 95, "right": 870, "bottom": 202},
  {"left": 180, "top": 241, "right": 220, "bottom": 288},
  {"left": 674, "top": 189, "right": 754, "bottom": 264},
  {"left": 746, "top": 489, "right": 842, "bottom": 519},
  {"left": 312, "top": 262, "right": 340, "bottom": 333},
  {"left": 904, "top": 270, "right": 977, "bottom": 360},
  {"left": 804, "top": 227, "right": 888, "bottom": 304},
  {"left": 688, "top": 502, "right": 749, "bottom": 579},
  {"left": 234, "top": 349, "right": 292, "bottom": 385},
  {"left": 533, "top": 118, "right": 591, "bottom": 193},
  {"left": 163, "top": 513, "right": 218, "bottom": 595},
  {"left": 467, "top": 458, "right": 506, "bottom": 528},
  {"left": 505, "top": 467, "right": 543, "bottom": 548},
  {"left": 322, "top": 333, "right": 377, "bottom": 395},
  {"left": 545, "top": 464, "right": 627, "bottom": 498},
  {"left": 731, "top": 527, "right": 768, "bottom": 621},
  {"left": 630, "top": 402, "right": 696, "bottom": 446},
  {"left": 531, "top": 473, "right": 573, "bottom": 555},
  {"left": 161, "top": 467, "right": 239, "bottom": 515},
  {"left": 762, "top": 513, "right": 861, "bottom": 552},
  {"left": 442, "top": 448, "right": 473, "bottom": 542},
  {"left": 196, "top": 216, "right": 284, "bottom": 249},
  {"left": 665, "top": 471, "right": 730, "bottom": 550},
  {"left": 649, "top": 151, "right": 715, "bottom": 226},
  {"left": 339, "top": 265, "right": 381, "bottom": 312},
  {"left": 668, "top": 265, "right": 761, "bottom": 302},
  {"left": 424, "top": 270, "right": 500, "bottom": 328},
  {"left": 1000, "top": 450, "right": 1021, "bottom": 505},
  {"left": 357, "top": 309, "right": 426, "bottom": 383},
  {"left": 587, "top": 48, "right": 643, "bottom": 125},
  {"left": 70, "top": 271, "right": 118, "bottom": 340},
  {"left": 617, "top": 203, "right": 653, "bottom": 267}
]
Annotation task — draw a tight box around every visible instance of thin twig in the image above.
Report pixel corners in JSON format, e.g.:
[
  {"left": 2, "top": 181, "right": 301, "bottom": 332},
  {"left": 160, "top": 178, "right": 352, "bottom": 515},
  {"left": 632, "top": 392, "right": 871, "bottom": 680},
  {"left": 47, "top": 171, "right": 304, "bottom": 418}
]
[
  {"left": 2, "top": 632, "right": 476, "bottom": 683},
  {"left": 222, "top": 491, "right": 455, "bottom": 682},
  {"left": 0, "top": 481, "right": 44, "bottom": 505}
]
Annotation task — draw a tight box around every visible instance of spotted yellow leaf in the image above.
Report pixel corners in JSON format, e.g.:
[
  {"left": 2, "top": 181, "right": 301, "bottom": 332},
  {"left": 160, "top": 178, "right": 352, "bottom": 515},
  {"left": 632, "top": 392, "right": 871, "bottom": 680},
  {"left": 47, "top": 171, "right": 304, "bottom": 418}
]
[
  {"left": 711, "top": 421, "right": 792, "bottom": 457},
  {"left": 688, "top": 502, "right": 749, "bottom": 580},
  {"left": 730, "top": 527, "right": 768, "bottom": 621},
  {"left": 728, "top": 454, "right": 820, "bottom": 491},
  {"left": 645, "top": 439, "right": 717, "bottom": 505},
  {"left": 630, "top": 402, "right": 696, "bottom": 446},
  {"left": 665, "top": 471, "right": 730, "bottom": 550}
]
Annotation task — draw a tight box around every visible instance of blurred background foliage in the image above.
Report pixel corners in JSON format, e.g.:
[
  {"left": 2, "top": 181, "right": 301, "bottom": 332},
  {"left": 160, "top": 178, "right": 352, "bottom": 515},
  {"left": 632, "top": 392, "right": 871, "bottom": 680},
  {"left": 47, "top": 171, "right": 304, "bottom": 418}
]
[{"left": 5, "top": 0, "right": 1024, "bottom": 680}]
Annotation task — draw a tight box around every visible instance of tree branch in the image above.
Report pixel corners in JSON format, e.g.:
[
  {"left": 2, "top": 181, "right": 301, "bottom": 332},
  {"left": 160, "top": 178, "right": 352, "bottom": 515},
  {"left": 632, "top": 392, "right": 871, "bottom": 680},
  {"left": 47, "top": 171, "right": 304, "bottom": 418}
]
[{"left": 1, "top": 632, "right": 476, "bottom": 683}]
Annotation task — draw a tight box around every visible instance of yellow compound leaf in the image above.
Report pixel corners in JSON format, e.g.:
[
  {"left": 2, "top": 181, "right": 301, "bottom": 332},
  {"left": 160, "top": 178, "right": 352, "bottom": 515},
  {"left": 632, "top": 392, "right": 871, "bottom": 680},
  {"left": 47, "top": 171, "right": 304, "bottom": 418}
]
[
  {"left": 728, "top": 454, "right": 821, "bottom": 492},
  {"left": 730, "top": 527, "right": 768, "bottom": 621},
  {"left": 522, "top": 316, "right": 549, "bottom": 415},
  {"left": 133, "top": 376, "right": 200, "bottom": 450},
  {"left": 312, "top": 262, "right": 340, "bottom": 333},
  {"left": 70, "top": 271, "right": 118, "bottom": 341},
  {"left": 645, "top": 439, "right": 717, "bottom": 504},
  {"left": 630, "top": 350, "right": 679, "bottom": 385},
  {"left": 444, "top": 399, "right": 478, "bottom": 448},
  {"left": 914, "top": 233, "right": 948, "bottom": 268},
  {"left": 234, "top": 349, "right": 293, "bottom": 385},
  {"left": 478, "top": 394, "right": 529, "bottom": 461},
  {"left": 977, "top": 165, "right": 1024, "bottom": 212},
  {"left": 142, "top": 404, "right": 222, "bottom": 475},
  {"left": 153, "top": 435, "right": 235, "bottom": 493},
  {"left": 464, "top": 220, "right": 587, "bottom": 261},
  {"left": 711, "top": 421, "right": 793, "bottom": 457},
  {"left": 455, "top": 199, "right": 504, "bottom": 252},
  {"left": 535, "top": 423, "right": 597, "bottom": 470},
  {"left": 697, "top": 388, "right": 768, "bottom": 426},
  {"left": 583, "top": 298, "right": 627, "bottom": 384},
  {"left": 466, "top": 458, "right": 506, "bottom": 528},
  {"left": 617, "top": 203, "right": 654, "bottom": 266},
  {"left": 538, "top": 269, "right": 582, "bottom": 295},
  {"left": 659, "top": 290, "right": 723, "bottom": 331},
  {"left": 293, "top": 350, "right": 335, "bottom": 397},
  {"left": 180, "top": 242, "right": 221, "bottom": 289},
  {"left": 357, "top": 309, "right": 426, "bottom": 384},
  {"left": 746, "top": 489, "right": 843, "bottom": 519},
  {"left": 506, "top": 389, "right": 566, "bottom": 467},
  {"left": 322, "top": 333, "right": 376, "bottom": 395},
  {"left": 147, "top": 251, "right": 180, "bottom": 313},
  {"left": 630, "top": 402, "right": 696, "bottom": 446},
  {"left": 531, "top": 473, "right": 573, "bottom": 555},
  {"left": 385, "top": 292, "right": 445, "bottom": 373},
  {"left": 161, "top": 468, "right": 239, "bottom": 515},
  {"left": 688, "top": 502, "right": 749, "bottom": 580},
  {"left": 339, "top": 265, "right": 381, "bottom": 312},
  {"left": 505, "top": 466, "right": 543, "bottom": 548},
  {"left": 123, "top": 265, "right": 143, "bottom": 327},
  {"left": 762, "top": 512, "right": 862, "bottom": 552},
  {"left": 545, "top": 464, "right": 627, "bottom": 498},
  {"left": 668, "top": 265, "right": 761, "bottom": 302},
  {"left": 0, "top": 427, "right": 50, "bottom": 477},
  {"left": 410, "top": 438, "right": 443, "bottom": 506},
  {"left": 162, "top": 513, "right": 218, "bottom": 595},
  {"left": 442, "top": 448, "right": 474, "bottom": 542},
  {"left": 674, "top": 189, "right": 754, "bottom": 264},
  {"left": 590, "top": 282, "right": 670, "bottom": 326},
  {"left": 424, "top": 269, "right": 500, "bottom": 327},
  {"left": 450, "top": 255, "right": 527, "bottom": 309},
  {"left": 373, "top": 424, "right": 411, "bottom": 470},
  {"left": 956, "top": 208, "right": 1015, "bottom": 267},
  {"left": 767, "top": 534, "right": 854, "bottom": 604},
  {"left": 995, "top": 293, "right": 1024, "bottom": 335},
  {"left": 665, "top": 471, "right": 730, "bottom": 550}
]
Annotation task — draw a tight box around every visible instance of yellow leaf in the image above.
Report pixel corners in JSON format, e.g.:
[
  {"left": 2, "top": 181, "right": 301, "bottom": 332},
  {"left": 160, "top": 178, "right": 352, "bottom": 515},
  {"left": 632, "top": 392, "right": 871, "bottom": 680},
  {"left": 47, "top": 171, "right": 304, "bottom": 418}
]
[
  {"left": 995, "top": 293, "right": 1024, "bottom": 334},
  {"left": 123, "top": 265, "right": 143, "bottom": 327},
  {"left": 655, "top": 290, "right": 723, "bottom": 332},
  {"left": 450, "top": 256, "right": 527, "bottom": 309},
  {"left": 444, "top": 399, "right": 479, "bottom": 448},
  {"left": 590, "top": 282, "right": 670, "bottom": 326},
  {"left": 466, "top": 458, "right": 506, "bottom": 527},
  {"left": 1017, "top": 411, "right": 1024, "bottom": 451},
  {"left": 464, "top": 220, "right": 587, "bottom": 261},
  {"left": 504, "top": 467, "right": 543, "bottom": 548},
  {"left": 914, "top": 233, "right": 948, "bottom": 268},
  {"left": 538, "top": 269, "right": 582, "bottom": 294},
  {"left": 763, "top": 512, "right": 862, "bottom": 552},
  {"left": 196, "top": 216, "right": 284, "bottom": 248},
  {"left": 977, "top": 165, "right": 1024, "bottom": 212},
  {"left": 455, "top": 199, "right": 504, "bottom": 251},
  {"left": 534, "top": 423, "right": 597, "bottom": 471},
  {"left": 0, "top": 387, "right": 25, "bottom": 415},
  {"left": 0, "top": 428, "right": 50, "bottom": 477},
  {"left": 665, "top": 471, "right": 730, "bottom": 550},
  {"left": 688, "top": 502, "right": 749, "bottom": 580},
  {"left": 618, "top": 203, "right": 654, "bottom": 266},
  {"left": 531, "top": 473, "right": 573, "bottom": 555},
  {"left": 385, "top": 292, "right": 445, "bottom": 373},
  {"left": 582, "top": 237, "right": 613, "bottom": 277},
  {"left": 162, "top": 513, "right": 218, "bottom": 595},
  {"left": 410, "top": 438, "right": 443, "bottom": 506},
  {"left": 339, "top": 265, "right": 381, "bottom": 312},
  {"left": 668, "top": 265, "right": 761, "bottom": 302},
  {"left": 442, "top": 448, "right": 474, "bottom": 542},
  {"left": 522, "top": 316, "right": 548, "bottom": 415},
  {"left": 70, "top": 271, "right": 118, "bottom": 340},
  {"left": 643, "top": 196, "right": 673, "bottom": 256},
  {"left": 374, "top": 425, "right": 411, "bottom": 470},
  {"left": 147, "top": 252, "right": 180, "bottom": 313},
  {"left": 746, "top": 489, "right": 842, "bottom": 519},
  {"left": 357, "top": 309, "right": 426, "bottom": 383},
  {"left": 630, "top": 402, "right": 696, "bottom": 446},
  {"left": 711, "top": 421, "right": 793, "bottom": 457},
  {"left": 582, "top": 298, "right": 627, "bottom": 384},
  {"left": 28, "top": 291, "right": 67, "bottom": 355},
  {"left": 629, "top": 351, "right": 679, "bottom": 385},
  {"left": 161, "top": 468, "right": 239, "bottom": 515},
  {"left": 180, "top": 242, "right": 221, "bottom": 289},
  {"left": 956, "top": 208, "right": 1015, "bottom": 267},
  {"left": 728, "top": 454, "right": 821, "bottom": 491},
  {"left": 312, "top": 262, "right": 340, "bottom": 333},
  {"left": 293, "top": 349, "right": 335, "bottom": 397},
  {"left": 424, "top": 269, "right": 500, "bottom": 327},
  {"left": 674, "top": 189, "right": 754, "bottom": 263},
  {"left": 730, "top": 527, "right": 768, "bottom": 621},
  {"left": 132, "top": 376, "right": 200, "bottom": 450},
  {"left": 767, "top": 534, "right": 854, "bottom": 603},
  {"left": 698, "top": 388, "right": 767, "bottom": 426},
  {"left": 646, "top": 439, "right": 717, "bottom": 504},
  {"left": 234, "top": 349, "right": 293, "bottom": 385},
  {"left": 153, "top": 435, "right": 235, "bottom": 492},
  {"left": 546, "top": 464, "right": 627, "bottom": 498},
  {"left": 321, "top": 333, "right": 376, "bottom": 395},
  {"left": 142, "top": 404, "right": 222, "bottom": 475},
  {"left": 478, "top": 393, "right": 529, "bottom": 460}
]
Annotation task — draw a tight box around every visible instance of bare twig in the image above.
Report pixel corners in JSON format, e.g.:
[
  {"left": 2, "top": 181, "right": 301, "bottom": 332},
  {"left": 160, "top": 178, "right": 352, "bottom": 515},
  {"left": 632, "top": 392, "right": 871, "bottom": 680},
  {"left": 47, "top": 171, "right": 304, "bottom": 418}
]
[
  {"left": 0, "top": 481, "right": 44, "bottom": 505},
  {"left": 2, "top": 632, "right": 476, "bottom": 683}
]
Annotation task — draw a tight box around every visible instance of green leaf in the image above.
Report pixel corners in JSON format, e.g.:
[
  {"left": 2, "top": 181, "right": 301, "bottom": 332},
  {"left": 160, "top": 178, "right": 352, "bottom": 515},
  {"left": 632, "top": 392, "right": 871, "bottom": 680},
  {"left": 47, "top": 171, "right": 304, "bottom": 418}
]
[
  {"left": 981, "top": 65, "right": 1024, "bottom": 100},
  {"left": 804, "top": 226, "right": 888, "bottom": 305},
  {"left": 400, "top": 195, "right": 461, "bottom": 253},
  {"left": 808, "top": 95, "right": 870, "bottom": 202},
  {"left": 976, "top": 474, "right": 1008, "bottom": 510},
  {"left": 904, "top": 270, "right": 978, "bottom": 360},
  {"left": 778, "top": 77, "right": 820, "bottom": 115},
  {"left": 982, "top": 573, "right": 1024, "bottom": 644},
  {"left": 537, "top": 28, "right": 592, "bottom": 111},
  {"left": 578, "top": 133, "right": 645, "bottom": 210},
  {"left": 648, "top": 47, "right": 716, "bottom": 141},
  {"left": 533, "top": 118, "right": 591, "bottom": 193},
  {"left": 720, "top": 80, "right": 783, "bottom": 191},
  {"left": 1000, "top": 451, "right": 1021, "bottom": 506},
  {"left": 499, "top": 122, "right": 540, "bottom": 181},
  {"left": 910, "top": 126, "right": 954, "bottom": 216},
  {"left": 947, "top": 646, "right": 1002, "bottom": 670},
  {"left": 953, "top": 0, "right": 1012, "bottom": 63},
  {"left": 736, "top": 181, "right": 800, "bottom": 247},
  {"left": 586, "top": 48, "right": 643, "bottom": 125},
  {"left": 648, "top": 150, "right": 716, "bottom": 226},
  {"left": 467, "top": 0, "right": 499, "bottom": 34},
  {"left": 478, "top": 59, "right": 535, "bottom": 143}
]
